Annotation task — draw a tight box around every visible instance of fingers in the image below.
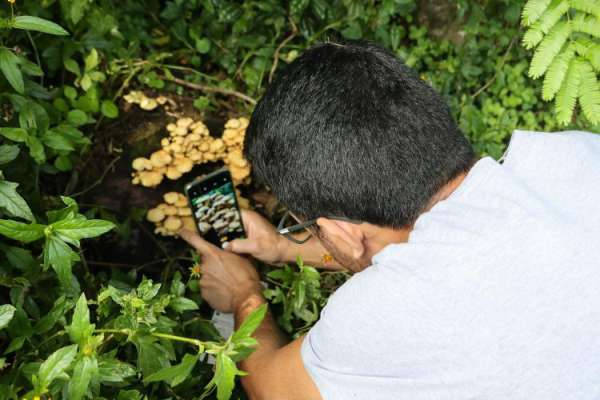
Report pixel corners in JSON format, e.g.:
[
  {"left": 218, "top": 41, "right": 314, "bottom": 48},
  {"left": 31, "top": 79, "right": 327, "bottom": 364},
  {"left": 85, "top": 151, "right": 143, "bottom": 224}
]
[
  {"left": 223, "top": 238, "right": 258, "bottom": 255},
  {"left": 179, "top": 229, "right": 219, "bottom": 255}
]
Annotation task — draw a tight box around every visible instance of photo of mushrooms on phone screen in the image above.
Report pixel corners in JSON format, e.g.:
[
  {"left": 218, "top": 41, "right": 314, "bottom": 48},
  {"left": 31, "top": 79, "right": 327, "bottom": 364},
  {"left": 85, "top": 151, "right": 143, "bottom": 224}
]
[{"left": 190, "top": 182, "right": 243, "bottom": 244}]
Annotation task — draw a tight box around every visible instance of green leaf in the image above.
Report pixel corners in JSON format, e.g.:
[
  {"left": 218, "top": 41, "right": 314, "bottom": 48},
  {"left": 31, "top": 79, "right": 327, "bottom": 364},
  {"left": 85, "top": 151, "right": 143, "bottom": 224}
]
[
  {"left": 0, "top": 49, "right": 24, "bottom": 94},
  {"left": 578, "top": 61, "right": 600, "bottom": 124},
  {"left": 13, "top": 16, "right": 69, "bottom": 36},
  {"left": 133, "top": 335, "right": 172, "bottom": 377},
  {"left": 169, "top": 297, "right": 199, "bottom": 313},
  {"left": 522, "top": 0, "right": 569, "bottom": 48},
  {"left": 0, "top": 127, "right": 28, "bottom": 143},
  {"left": 64, "top": 59, "right": 80, "bottom": 77},
  {"left": 521, "top": 0, "right": 552, "bottom": 26},
  {"left": 52, "top": 218, "right": 115, "bottom": 247},
  {"left": 43, "top": 235, "right": 79, "bottom": 288},
  {"left": 195, "top": 38, "right": 211, "bottom": 54},
  {"left": 98, "top": 358, "right": 137, "bottom": 383},
  {"left": 214, "top": 352, "right": 238, "bottom": 400},
  {"left": 26, "top": 136, "right": 46, "bottom": 164},
  {"left": 571, "top": 14, "right": 600, "bottom": 38},
  {"left": 19, "top": 58, "right": 43, "bottom": 77},
  {"left": 231, "top": 304, "right": 267, "bottom": 343},
  {"left": 41, "top": 130, "right": 75, "bottom": 151},
  {"left": 555, "top": 58, "right": 583, "bottom": 124},
  {"left": 570, "top": 0, "right": 600, "bottom": 19},
  {"left": 543, "top": 45, "right": 575, "bottom": 100},
  {"left": 34, "top": 296, "right": 72, "bottom": 334},
  {"left": 144, "top": 353, "right": 199, "bottom": 387},
  {"left": 68, "top": 356, "right": 98, "bottom": 400},
  {"left": 528, "top": 21, "right": 571, "bottom": 78},
  {"left": 67, "top": 109, "right": 88, "bottom": 126},
  {"left": 0, "top": 145, "right": 20, "bottom": 164},
  {"left": 101, "top": 100, "right": 119, "bottom": 118},
  {"left": 0, "top": 220, "right": 44, "bottom": 242},
  {"left": 67, "top": 293, "right": 95, "bottom": 346},
  {"left": 0, "top": 180, "right": 34, "bottom": 222},
  {"left": 84, "top": 49, "right": 99, "bottom": 71},
  {"left": 37, "top": 344, "right": 78, "bottom": 391},
  {"left": 584, "top": 43, "right": 600, "bottom": 70},
  {"left": 290, "top": 0, "right": 310, "bottom": 17},
  {"left": 0, "top": 304, "right": 16, "bottom": 330}
]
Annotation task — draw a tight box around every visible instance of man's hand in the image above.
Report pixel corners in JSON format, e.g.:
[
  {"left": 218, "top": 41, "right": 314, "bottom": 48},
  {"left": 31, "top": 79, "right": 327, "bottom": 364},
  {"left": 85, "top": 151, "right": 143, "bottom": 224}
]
[
  {"left": 179, "top": 229, "right": 263, "bottom": 313},
  {"left": 223, "top": 209, "right": 288, "bottom": 265}
]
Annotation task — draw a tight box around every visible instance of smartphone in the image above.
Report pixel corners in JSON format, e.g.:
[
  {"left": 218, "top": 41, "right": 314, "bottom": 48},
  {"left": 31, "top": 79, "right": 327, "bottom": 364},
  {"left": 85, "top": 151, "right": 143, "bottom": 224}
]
[{"left": 184, "top": 168, "right": 246, "bottom": 247}]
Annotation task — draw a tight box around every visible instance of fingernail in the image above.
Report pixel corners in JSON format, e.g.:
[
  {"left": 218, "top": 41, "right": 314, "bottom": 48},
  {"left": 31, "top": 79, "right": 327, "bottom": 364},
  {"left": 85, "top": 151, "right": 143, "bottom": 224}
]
[{"left": 222, "top": 242, "right": 230, "bottom": 249}]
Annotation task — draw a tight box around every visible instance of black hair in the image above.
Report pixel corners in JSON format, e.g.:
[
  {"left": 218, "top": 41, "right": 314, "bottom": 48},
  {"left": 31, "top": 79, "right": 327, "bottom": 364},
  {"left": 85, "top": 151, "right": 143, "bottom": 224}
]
[{"left": 244, "top": 39, "right": 475, "bottom": 228}]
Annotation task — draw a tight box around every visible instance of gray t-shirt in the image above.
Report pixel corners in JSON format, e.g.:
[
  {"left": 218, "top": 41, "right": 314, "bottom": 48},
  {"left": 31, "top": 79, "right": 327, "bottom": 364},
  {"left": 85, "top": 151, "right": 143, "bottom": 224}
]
[{"left": 302, "top": 130, "right": 600, "bottom": 399}]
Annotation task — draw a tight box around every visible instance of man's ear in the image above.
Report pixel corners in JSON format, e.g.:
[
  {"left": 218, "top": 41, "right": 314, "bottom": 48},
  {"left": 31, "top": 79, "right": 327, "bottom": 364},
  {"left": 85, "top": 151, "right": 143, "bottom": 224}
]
[{"left": 316, "top": 218, "right": 366, "bottom": 259}]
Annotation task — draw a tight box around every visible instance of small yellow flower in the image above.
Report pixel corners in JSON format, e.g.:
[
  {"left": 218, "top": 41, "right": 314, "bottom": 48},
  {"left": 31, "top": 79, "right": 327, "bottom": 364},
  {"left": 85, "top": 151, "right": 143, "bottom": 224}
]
[{"left": 190, "top": 264, "right": 202, "bottom": 278}]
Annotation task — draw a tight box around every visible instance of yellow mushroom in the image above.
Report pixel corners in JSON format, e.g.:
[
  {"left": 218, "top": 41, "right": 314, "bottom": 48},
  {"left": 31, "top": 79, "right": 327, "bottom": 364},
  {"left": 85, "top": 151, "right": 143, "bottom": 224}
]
[
  {"left": 166, "top": 166, "right": 183, "bottom": 180},
  {"left": 139, "top": 171, "right": 163, "bottom": 187},
  {"left": 177, "top": 118, "right": 194, "bottom": 128},
  {"left": 164, "top": 216, "right": 183, "bottom": 231},
  {"left": 132, "top": 157, "right": 152, "bottom": 171},
  {"left": 150, "top": 150, "right": 172, "bottom": 168},
  {"left": 140, "top": 97, "right": 158, "bottom": 110},
  {"left": 174, "top": 158, "right": 193, "bottom": 173},
  {"left": 147, "top": 208, "right": 166, "bottom": 223},
  {"left": 164, "top": 192, "right": 179, "bottom": 204}
]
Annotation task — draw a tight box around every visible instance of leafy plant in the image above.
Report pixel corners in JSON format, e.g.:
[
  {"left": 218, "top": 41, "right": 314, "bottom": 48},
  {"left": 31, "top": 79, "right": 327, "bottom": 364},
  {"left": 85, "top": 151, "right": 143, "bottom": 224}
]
[{"left": 521, "top": 0, "right": 600, "bottom": 124}]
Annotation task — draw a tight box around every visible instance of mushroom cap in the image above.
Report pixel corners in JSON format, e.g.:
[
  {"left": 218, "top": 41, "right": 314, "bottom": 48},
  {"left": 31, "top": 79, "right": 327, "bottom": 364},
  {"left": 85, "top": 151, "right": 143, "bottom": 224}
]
[
  {"left": 166, "top": 166, "right": 183, "bottom": 180},
  {"left": 167, "top": 123, "right": 177, "bottom": 132},
  {"left": 164, "top": 216, "right": 183, "bottom": 231},
  {"left": 132, "top": 157, "right": 151, "bottom": 171},
  {"left": 156, "top": 96, "right": 167, "bottom": 105},
  {"left": 174, "top": 158, "right": 193, "bottom": 173},
  {"left": 163, "top": 205, "right": 178, "bottom": 216},
  {"left": 147, "top": 207, "right": 166, "bottom": 223},
  {"left": 140, "top": 97, "right": 158, "bottom": 110},
  {"left": 139, "top": 171, "right": 163, "bottom": 187},
  {"left": 175, "top": 196, "right": 189, "bottom": 207},
  {"left": 160, "top": 138, "right": 170, "bottom": 147},
  {"left": 239, "top": 117, "right": 250, "bottom": 128},
  {"left": 209, "top": 139, "right": 225, "bottom": 153},
  {"left": 150, "top": 150, "right": 172, "bottom": 167},
  {"left": 178, "top": 207, "right": 192, "bottom": 216},
  {"left": 164, "top": 192, "right": 180, "bottom": 204},
  {"left": 177, "top": 118, "right": 194, "bottom": 128},
  {"left": 173, "top": 127, "right": 188, "bottom": 136},
  {"left": 225, "top": 118, "right": 241, "bottom": 129}
]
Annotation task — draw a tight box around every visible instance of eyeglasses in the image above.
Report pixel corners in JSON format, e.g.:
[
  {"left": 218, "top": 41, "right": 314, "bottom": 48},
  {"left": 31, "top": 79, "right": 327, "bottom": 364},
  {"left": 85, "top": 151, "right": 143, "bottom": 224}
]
[{"left": 276, "top": 210, "right": 361, "bottom": 244}]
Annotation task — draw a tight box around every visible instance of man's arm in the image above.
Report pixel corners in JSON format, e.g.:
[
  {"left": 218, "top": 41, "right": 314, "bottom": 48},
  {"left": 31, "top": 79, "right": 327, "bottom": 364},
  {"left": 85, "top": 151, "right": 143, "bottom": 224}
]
[
  {"left": 179, "top": 229, "right": 322, "bottom": 400},
  {"left": 235, "top": 293, "right": 322, "bottom": 400}
]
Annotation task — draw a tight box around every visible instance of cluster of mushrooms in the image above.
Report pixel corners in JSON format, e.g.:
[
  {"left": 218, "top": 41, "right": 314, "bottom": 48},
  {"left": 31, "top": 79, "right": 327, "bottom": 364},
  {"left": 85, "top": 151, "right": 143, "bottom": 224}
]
[
  {"left": 123, "top": 90, "right": 167, "bottom": 111},
  {"left": 146, "top": 192, "right": 196, "bottom": 236},
  {"left": 130, "top": 116, "right": 251, "bottom": 187}
]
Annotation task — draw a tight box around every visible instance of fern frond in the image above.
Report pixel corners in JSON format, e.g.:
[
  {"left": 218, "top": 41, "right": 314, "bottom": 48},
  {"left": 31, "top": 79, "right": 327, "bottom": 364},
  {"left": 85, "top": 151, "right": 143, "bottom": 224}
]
[
  {"left": 522, "top": 0, "right": 570, "bottom": 49},
  {"left": 522, "top": 0, "right": 553, "bottom": 26},
  {"left": 543, "top": 45, "right": 575, "bottom": 100},
  {"left": 555, "top": 58, "right": 583, "bottom": 124},
  {"left": 529, "top": 21, "right": 572, "bottom": 79},
  {"left": 569, "top": 0, "right": 600, "bottom": 19},
  {"left": 571, "top": 14, "right": 600, "bottom": 38},
  {"left": 578, "top": 61, "right": 600, "bottom": 124},
  {"left": 584, "top": 43, "right": 600, "bottom": 70}
]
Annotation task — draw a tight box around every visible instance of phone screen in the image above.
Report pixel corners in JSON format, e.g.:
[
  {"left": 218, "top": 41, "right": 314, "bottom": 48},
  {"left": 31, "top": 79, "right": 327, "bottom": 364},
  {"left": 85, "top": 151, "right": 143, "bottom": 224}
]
[{"left": 185, "top": 169, "right": 245, "bottom": 246}]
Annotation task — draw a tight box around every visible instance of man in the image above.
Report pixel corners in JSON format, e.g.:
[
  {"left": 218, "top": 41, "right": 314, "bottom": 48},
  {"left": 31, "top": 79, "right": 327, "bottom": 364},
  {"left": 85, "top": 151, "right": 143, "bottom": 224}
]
[{"left": 181, "top": 40, "right": 600, "bottom": 399}]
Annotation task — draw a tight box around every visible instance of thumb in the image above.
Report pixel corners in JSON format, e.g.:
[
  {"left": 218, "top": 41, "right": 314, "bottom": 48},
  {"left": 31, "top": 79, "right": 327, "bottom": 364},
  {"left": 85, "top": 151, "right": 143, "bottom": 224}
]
[{"left": 224, "top": 238, "right": 258, "bottom": 255}]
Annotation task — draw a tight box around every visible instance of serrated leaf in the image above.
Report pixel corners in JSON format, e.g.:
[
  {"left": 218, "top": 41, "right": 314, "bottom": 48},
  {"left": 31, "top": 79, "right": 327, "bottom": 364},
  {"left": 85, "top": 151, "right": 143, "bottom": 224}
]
[
  {"left": 543, "top": 45, "right": 575, "bottom": 100},
  {"left": 522, "top": 0, "right": 569, "bottom": 48},
  {"left": 214, "top": 352, "right": 239, "bottom": 400},
  {"left": 555, "top": 58, "right": 583, "bottom": 124},
  {"left": 0, "top": 304, "right": 16, "bottom": 330},
  {"left": 68, "top": 356, "right": 98, "bottom": 400},
  {"left": 52, "top": 218, "right": 115, "bottom": 247},
  {"left": 529, "top": 21, "right": 571, "bottom": 78},
  {"left": 13, "top": 16, "right": 69, "bottom": 36},
  {"left": 231, "top": 303, "right": 267, "bottom": 343},
  {"left": 0, "top": 180, "right": 34, "bottom": 222},
  {"left": 67, "top": 293, "right": 95, "bottom": 346},
  {"left": 144, "top": 353, "right": 198, "bottom": 387},
  {"left": 521, "top": 0, "right": 552, "bottom": 26},
  {"left": 0, "top": 49, "right": 24, "bottom": 94},
  {"left": 37, "top": 344, "right": 78, "bottom": 391},
  {"left": 0, "top": 145, "right": 20, "bottom": 164},
  {"left": 584, "top": 43, "right": 600, "bottom": 70},
  {"left": 0, "top": 220, "right": 44, "bottom": 242},
  {"left": 571, "top": 14, "right": 600, "bottom": 38},
  {"left": 570, "top": 0, "right": 600, "bottom": 18},
  {"left": 578, "top": 61, "right": 600, "bottom": 124}
]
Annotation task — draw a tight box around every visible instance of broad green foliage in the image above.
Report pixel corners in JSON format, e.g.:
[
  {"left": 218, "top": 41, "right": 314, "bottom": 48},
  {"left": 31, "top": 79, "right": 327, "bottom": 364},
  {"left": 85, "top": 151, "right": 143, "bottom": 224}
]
[{"left": 522, "top": 0, "right": 600, "bottom": 124}]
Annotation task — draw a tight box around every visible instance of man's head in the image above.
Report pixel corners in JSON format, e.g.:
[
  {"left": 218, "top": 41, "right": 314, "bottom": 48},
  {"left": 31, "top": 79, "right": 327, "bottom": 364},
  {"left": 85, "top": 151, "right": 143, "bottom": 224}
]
[{"left": 245, "top": 40, "right": 475, "bottom": 270}]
